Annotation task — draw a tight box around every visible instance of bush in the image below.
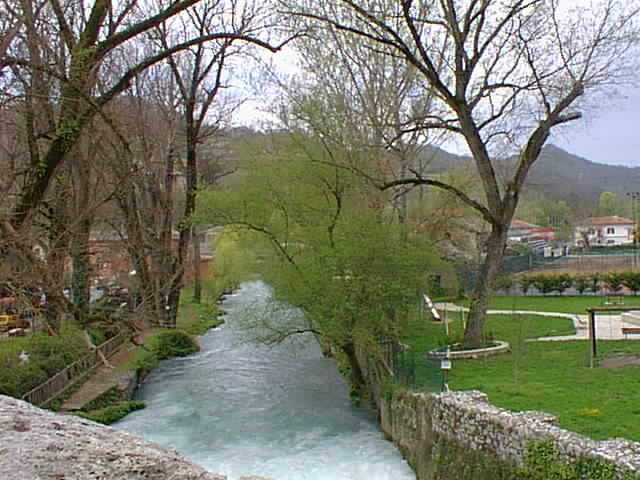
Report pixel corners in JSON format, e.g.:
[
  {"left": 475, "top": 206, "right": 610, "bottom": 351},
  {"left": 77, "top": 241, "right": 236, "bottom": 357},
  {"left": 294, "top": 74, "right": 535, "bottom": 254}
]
[
  {"left": 530, "top": 274, "right": 559, "bottom": 295},
  {"left": 77, "top": 401, "right": 146, "bottom": 425},
  {"left": 622, "top": 271, "right": 640, "bottom": 295},
  {"left": 555, "top": 274, "right": 573, "bottom": 295},
  {"left": 588, "top": 273, "right": 601, "bottom": 294},
  {"left": 153, "top": 330, "right": 199, "bottom": 360},
  {"left": 574, "top": 275, "right": 590, "bottom": 295},
  {"left": 131, "top": 329, "right": 199, "bottom": 370},
  {"left": 0, "top": 325, "right": 89, "bottom": 398},
  {"left": 604, "top": 272, "right": 625, "bottom": 294},
  {"left": 519, "top": 277, "right": 534, "bottom": 296}
]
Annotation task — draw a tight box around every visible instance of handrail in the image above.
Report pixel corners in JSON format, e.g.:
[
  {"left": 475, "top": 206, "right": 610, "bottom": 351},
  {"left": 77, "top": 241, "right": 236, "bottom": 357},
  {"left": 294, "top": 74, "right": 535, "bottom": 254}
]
[{"left": 21, "top": 330, "right": 128, "bottom": 407}]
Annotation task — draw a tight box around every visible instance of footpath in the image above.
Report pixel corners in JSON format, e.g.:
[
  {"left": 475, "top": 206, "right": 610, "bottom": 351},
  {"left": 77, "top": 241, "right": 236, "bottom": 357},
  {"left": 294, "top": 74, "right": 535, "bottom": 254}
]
[
  {"left": 61, "top": 331, "right": 154, "bottom": 411},
  {"left": 433, "top": 302, "right": 639, "bottom": 341}
]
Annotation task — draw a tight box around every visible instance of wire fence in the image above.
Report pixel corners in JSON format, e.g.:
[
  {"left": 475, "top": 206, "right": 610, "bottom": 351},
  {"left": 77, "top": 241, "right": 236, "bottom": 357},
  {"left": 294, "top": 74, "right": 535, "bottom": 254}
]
[
  {"left": 458, "top": 253, "right": 640, "bottom": 294},
  {"left": 389, "top": 347, "right": 443, "bottom": 393}
]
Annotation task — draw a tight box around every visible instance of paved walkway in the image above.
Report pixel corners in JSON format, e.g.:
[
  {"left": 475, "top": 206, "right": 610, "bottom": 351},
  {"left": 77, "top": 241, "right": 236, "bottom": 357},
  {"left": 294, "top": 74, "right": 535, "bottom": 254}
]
[
  {"left": 60, "top": 332, "right": 153, "bottom": 411},
  {"left": 433, "top": 302, "right": 640, "bottom": 341}
]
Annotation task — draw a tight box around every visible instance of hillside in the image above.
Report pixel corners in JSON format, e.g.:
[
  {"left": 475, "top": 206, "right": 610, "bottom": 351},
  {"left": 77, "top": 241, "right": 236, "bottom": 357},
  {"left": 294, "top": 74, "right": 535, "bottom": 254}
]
[{"left": 420, "top": 143, "right": 640, "bottom": 207}]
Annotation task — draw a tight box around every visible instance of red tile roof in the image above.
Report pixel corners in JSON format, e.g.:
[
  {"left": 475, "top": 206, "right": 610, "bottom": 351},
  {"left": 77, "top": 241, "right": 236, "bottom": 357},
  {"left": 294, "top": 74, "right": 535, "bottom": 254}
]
[
  {"left": 581, "top": 216, "right": 634, "bottom": 226},
  {"left": 510, "top": 220, "right": 540, "bottom": 229}
]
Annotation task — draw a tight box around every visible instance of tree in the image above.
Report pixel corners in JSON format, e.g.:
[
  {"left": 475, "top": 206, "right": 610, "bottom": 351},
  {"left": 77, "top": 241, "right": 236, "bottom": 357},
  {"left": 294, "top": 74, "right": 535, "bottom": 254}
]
[
  {"left": 280, "top": 0, "right": 640, "bottom": 347},
  {"left": 515, "top": 192, "right": 575, "bottom": 240},
  {"left": 2, "top": 0, "right": 290, "bottom": 231},
  {"left": 152, "top": 0, "right": 252, "bottom": 322},
  {"left": 280, "top": 20, "right": 444, "bottom": 226},
  {"left": 596, "top": 191, "right": 618, "bottom": 217},
  {"left": 0, "top": 0, "right": 294, "bottom": 330},
  {"left": 196, "top": 133, "right": 452, "bottom": 395}
]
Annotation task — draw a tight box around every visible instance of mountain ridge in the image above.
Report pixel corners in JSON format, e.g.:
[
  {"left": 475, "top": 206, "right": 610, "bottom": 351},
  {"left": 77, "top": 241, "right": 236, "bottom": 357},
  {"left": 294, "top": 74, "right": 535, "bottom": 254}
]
[{"left": 421, "top": 143, "right": 640, "bottom": 208}]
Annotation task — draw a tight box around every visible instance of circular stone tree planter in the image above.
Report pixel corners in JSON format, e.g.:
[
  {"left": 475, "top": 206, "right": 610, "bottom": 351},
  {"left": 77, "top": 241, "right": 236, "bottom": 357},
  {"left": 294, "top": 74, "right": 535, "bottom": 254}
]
[{"left": 428, "top": 341, "right": 510, "bottom": 360}]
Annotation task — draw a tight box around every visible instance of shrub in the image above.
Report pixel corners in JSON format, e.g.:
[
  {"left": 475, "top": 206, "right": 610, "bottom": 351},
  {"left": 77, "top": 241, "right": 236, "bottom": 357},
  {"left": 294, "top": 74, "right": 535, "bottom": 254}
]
[
  {"left": 130, "top": 329, "right": 199, "bottom": 370},
  {"left": 588, "top": 273, "right": 601, "bottom": 294},
  {"left": 77, "top": 401, "right": 146, "bottom": 425},
  {"left": 531, "top": 274, "right": 557, "bottom": 295},
  {"left": 555, "top": 274, "right": 573, "bottom": 295},
  {"left": 153, "top": 330, "right": 199, "bottom": 360},
  {"left": 0, "top": 325, "right": 89, "bottom": 398},
  {"left": 622, "top": 271, "right": 640, "bottom": 295},
  {"left": 604, "top": 272, "right": 625, "bottom": 294},
  {"left": 574, "top": 275, "right": 590, "bottom": 295},
  {"left": 519, "top": 277, "right": 534, "bottom": 296}
]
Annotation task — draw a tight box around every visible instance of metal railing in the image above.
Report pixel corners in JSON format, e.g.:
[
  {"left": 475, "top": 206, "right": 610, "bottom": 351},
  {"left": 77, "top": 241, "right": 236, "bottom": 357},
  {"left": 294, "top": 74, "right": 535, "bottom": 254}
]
[{"left": 21, "top": 330, "right": 127, "bottom": 407}]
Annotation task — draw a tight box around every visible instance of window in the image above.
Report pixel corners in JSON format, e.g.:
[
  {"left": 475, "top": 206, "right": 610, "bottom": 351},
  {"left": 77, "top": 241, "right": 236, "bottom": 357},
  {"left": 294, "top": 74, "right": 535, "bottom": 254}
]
[
  {"left": 607, "top": 227, "right": 615, "bottom": 234},
  {"left": 607, "top": 240, "right": 615, "bottom": 245}
]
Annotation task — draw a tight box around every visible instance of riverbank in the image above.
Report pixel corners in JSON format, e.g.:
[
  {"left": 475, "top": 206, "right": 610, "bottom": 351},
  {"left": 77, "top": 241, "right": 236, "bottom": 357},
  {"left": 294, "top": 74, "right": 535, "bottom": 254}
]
[
  {"left": 116, "top": 280, "right": 415, "bottom": 480},
  {"left": 61, "top": 296, "right": 226, "bottom": 424}
]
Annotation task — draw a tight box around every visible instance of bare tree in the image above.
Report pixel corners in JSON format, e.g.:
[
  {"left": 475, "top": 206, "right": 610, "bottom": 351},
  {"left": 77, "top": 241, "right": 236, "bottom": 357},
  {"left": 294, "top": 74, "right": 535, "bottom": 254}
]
[
  {"left": 2, "top": 0, "right": 292, "bottom": 233},
  {"left": 280, "top": 0, "right": 640, "bottom": 347},
  {"left": 153, "top": 0, "right": 253, "bottom": 321}
]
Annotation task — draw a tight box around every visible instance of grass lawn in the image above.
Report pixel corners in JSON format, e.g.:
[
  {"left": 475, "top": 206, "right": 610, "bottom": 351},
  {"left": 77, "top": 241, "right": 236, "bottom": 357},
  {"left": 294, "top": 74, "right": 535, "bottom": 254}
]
[
  {"left": 461, "top": 295, "right": 640, "bottom": 314},
  {"left": 401, "top": 310, "right": 640, "bottom": 441}
]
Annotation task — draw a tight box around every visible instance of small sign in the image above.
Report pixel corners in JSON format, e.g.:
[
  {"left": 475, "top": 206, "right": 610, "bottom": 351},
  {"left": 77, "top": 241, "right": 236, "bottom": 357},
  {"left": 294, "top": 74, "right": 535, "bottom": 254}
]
[{"left": 441, "top": 359, "right": 452, "bottom": 370}]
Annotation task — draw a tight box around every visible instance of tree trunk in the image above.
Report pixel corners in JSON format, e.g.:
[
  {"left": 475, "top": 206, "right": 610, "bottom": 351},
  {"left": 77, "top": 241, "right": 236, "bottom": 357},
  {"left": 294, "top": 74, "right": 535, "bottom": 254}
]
[
  {"left": 463, "top": 223, "right": 509, "bottom": 348},
  {"left": 193, "top": 228, "right": 202, "bottom": 303},
  {"left": 166, "top": 123, "right": 198, "bottom": 327},
  {"left": 343, "top": 343, "right": 368, "bottom": 403},
  {"left": 71, "top": 217, "right": 92, "bottom": 320}
]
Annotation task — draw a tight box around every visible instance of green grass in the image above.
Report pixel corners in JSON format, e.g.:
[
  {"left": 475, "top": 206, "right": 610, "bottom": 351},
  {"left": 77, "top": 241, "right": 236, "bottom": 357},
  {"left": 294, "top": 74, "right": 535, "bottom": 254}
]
[
  {"left": 450, "top": 340, "right": 640, "bottom": 441},
  {"left": 461, "top": 295, "right": 640, "bottom": 314},
  {"left": 177, "top": 296, "right": 223, "bottom": 335},
  {"left": 401, "top": 307, "right": 640, "bottom": 441},
  {"left": 0, "top": 324, "right": 90, "bottom": 398},
  {"left": 402, "top": 310, "right": 576, "bottom": 353},
  {"left": 127, "top": 297, "right": 221, "bottom": 371}
]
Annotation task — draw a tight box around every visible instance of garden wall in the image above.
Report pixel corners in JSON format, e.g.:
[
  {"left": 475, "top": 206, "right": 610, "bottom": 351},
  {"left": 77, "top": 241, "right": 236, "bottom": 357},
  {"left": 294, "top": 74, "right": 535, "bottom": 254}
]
[{"left": 380, "top": 389, "right": 640, "bottom": 480}]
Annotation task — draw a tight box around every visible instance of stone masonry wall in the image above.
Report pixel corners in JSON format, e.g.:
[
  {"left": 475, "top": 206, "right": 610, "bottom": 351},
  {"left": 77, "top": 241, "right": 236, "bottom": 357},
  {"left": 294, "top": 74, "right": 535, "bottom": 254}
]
[
  {"left": 0, "top": 395, "right": 271, "bottom": 480},
  {"left": 380, "top": 389, "right": 640, "bottom": 479}
]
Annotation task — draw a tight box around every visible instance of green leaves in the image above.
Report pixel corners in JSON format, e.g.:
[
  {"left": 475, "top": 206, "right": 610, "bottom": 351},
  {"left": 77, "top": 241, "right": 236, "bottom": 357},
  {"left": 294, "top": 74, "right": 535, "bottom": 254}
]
[{"left": 195, "top": 131, "right": 453, "bottom": 352}]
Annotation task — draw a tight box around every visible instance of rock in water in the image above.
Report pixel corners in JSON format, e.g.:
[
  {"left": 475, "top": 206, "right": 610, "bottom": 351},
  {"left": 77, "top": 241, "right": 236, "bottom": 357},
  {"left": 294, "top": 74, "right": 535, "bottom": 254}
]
[{"left": 0, "top": 395, "right": 226, "bottom": 480}]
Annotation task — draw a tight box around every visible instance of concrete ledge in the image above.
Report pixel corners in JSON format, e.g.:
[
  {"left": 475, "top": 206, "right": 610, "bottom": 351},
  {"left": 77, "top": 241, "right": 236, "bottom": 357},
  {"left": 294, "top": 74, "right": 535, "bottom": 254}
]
[
  {"left": 428, "top": 341, "right": 511, "bottom": 360},
  {"left": 622, "top": 311, "right": 640, "bottom": 326}
]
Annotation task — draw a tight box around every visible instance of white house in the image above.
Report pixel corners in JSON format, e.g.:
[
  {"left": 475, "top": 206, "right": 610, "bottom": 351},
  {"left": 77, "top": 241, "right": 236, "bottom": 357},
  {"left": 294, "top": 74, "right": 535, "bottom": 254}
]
[{"left": 573, "top": 216, "right": 635, "bottom": 247}]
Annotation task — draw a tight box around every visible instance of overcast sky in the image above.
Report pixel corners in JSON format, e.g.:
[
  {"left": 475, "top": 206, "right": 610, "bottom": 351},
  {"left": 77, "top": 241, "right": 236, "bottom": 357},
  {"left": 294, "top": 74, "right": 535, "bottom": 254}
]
[{"left": 550, "top": 92, "right": 640, "bottom": 168}]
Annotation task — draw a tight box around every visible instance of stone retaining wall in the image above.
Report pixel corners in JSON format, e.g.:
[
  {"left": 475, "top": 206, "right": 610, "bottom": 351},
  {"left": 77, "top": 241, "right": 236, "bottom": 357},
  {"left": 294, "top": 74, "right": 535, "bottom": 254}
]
[
  {"left": 0, "top": 395, "right": 271, "bottom": 480},
  {"left": 380, "top": 389, "right": 640, "bottom": 479}
]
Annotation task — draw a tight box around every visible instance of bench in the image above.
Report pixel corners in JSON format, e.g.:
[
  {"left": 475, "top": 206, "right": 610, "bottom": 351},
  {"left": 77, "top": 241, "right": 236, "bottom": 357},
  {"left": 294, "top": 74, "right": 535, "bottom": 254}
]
[{"left": 621, "top": 327, "right": 640, "bottom": 338}]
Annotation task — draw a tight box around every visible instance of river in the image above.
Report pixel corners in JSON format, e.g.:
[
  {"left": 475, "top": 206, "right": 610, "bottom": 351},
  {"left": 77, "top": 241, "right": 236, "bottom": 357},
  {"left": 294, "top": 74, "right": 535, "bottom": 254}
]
[{"left": 116, "top": 280, "right": 415, "bottom": 480}]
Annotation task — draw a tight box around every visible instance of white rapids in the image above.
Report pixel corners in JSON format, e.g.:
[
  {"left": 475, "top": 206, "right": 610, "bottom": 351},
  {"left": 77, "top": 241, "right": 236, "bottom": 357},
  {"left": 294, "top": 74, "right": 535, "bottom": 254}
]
[{"left": 116, "top": 280, "right": 415, "bottom": 480}]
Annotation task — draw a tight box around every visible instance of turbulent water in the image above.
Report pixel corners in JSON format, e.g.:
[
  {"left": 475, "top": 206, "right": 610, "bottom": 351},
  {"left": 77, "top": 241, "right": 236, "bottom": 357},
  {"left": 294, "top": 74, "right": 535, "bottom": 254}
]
[{"left": 116, "top": 280, "right": 415, "bottom": 480}]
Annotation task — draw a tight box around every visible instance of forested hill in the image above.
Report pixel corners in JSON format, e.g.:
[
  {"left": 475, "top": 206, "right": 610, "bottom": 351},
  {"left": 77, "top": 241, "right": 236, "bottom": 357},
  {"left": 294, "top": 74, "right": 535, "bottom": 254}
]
[{"left": 421, "top": 143, "right": 640, "bottom": 206}]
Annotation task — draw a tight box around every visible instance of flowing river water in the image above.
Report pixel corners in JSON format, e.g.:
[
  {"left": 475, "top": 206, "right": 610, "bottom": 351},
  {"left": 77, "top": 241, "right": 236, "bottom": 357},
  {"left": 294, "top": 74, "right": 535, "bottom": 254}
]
[{"left": 116, "top": 280, "right": 416, "bottom": 480}]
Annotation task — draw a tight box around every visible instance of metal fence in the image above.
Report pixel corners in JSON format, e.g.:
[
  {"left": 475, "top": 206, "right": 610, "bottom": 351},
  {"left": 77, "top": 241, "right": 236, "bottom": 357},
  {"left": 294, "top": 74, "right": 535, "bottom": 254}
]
[
  {"left": 389, "top": 348, "right": 443, "bottom": 393},
  {"left": 21, "top": 330, "right": 127, "bottom": 407}
]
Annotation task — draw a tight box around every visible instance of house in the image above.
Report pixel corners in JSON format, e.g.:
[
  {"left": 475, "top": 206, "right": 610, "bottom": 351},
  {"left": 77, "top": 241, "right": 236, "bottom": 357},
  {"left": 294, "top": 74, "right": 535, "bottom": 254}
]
[
  {"left": 573, "top": 216, "right": 635, "bottom": 247},
  {"left": 78, "top": 225, "right": 223, "bottom": 287},
  {"left": 508, "top": 220, "right": 556, "bottom": 250}
]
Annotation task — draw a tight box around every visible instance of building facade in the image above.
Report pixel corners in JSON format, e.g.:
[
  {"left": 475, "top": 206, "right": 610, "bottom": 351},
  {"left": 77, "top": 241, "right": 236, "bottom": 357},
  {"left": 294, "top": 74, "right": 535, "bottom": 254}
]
[{"left": 573, "top": 216, "right": 635, "bottom": 247}]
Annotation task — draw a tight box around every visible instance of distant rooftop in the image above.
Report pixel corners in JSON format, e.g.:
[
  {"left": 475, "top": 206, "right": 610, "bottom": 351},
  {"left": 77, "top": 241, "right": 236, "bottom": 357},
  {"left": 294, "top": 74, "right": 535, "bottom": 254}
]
[
  {"left": 580, "top": 216, "right": 634, "bottom": 226},
  {"left": 510, "top": 220, "right": 540, "bottom": 229}
]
